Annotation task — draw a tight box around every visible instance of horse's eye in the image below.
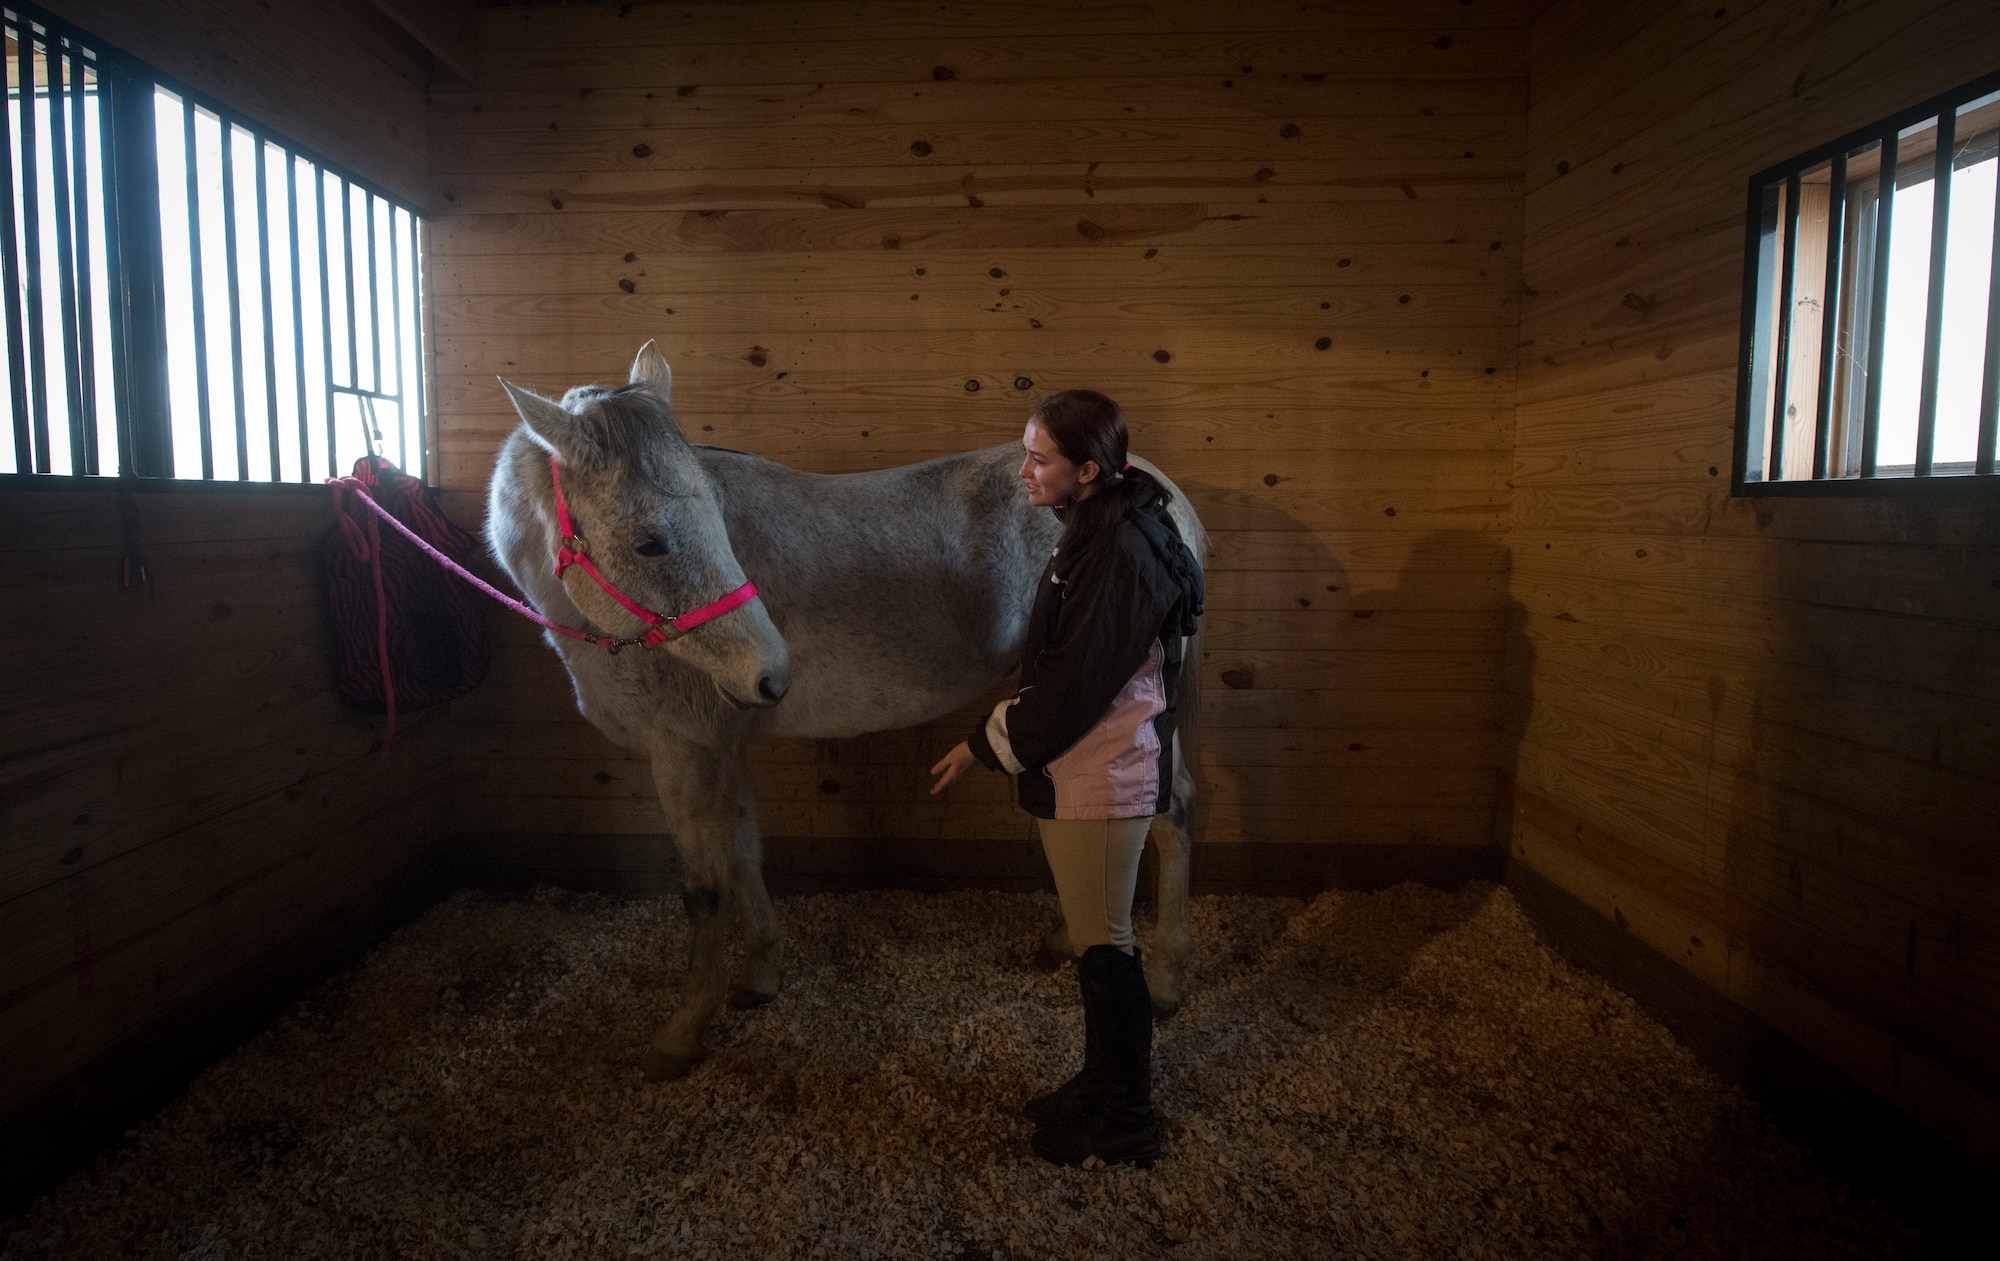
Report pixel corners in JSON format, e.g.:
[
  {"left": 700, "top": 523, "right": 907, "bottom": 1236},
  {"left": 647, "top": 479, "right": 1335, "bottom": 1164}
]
[{"left": 634, "top": 536, "right": 668, "bottom": 557}]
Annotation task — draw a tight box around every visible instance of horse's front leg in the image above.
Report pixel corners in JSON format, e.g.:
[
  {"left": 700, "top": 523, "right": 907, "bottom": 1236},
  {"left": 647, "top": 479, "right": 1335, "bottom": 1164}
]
[
  {"left": 728, "top": 780, "right": 782, "bottom": 1009},
  {"left": 642, "top": 743, "right": 740, "bottom": 1081}
]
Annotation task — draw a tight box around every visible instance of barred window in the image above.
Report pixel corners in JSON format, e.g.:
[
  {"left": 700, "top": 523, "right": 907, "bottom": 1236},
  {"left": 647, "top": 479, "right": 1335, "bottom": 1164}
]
[
  {"left": 1736, "top": 72, "right": 2000, "bottom": 491},
  {"left": 1, "top": 2, "right": 428, "bottom": 484}
]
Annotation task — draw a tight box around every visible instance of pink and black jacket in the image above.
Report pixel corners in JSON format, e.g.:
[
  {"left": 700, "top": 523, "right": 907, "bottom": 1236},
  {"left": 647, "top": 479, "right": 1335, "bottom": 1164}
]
[{"left": 968, "top": 502, "right": 1203, "bottom": 820}]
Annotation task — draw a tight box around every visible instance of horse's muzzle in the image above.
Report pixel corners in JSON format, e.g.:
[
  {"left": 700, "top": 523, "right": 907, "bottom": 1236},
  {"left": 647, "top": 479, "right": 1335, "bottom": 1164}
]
[{"left": 718, "top": 672, "right": 789, "bottom": 709}]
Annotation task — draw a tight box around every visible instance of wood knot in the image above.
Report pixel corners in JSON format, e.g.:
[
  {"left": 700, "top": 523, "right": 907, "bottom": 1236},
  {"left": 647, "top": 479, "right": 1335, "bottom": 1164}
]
[
  {"left": 1152, "top": 349, "right": 1171, "bottom": 363},
  {"left": 1220, "top": 669, "right": 1254, "bottom": 690},
  {"left": 910, "top": 140, "right": 934, "bottom": 157}
]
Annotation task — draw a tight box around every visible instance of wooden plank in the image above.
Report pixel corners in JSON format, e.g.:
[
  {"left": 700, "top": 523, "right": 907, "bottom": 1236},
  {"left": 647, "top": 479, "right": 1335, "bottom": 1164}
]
[
  {"left": 1514, "top": 530, "right": 2000, "bottom": 624},
  {"left": 433, "top": 364, "right": 1513, "bottom": 434},
  {"left": 1502, "top": 601, "right": 1997, "bottom": 782},
  {"left": 0, "top": 485, "right": 334, "bottom": 554},
  {"left": 431, "top": 115, "right": 1523, "bottom": 176},
  {"left": 430, "top": 241, "right": 1516, "bottom": 297},
  {"left": 429, "top": 198, "right": 1522, "bottom": 256},
  {"left": 47, "top": 0, "right": 430, "bottom": 206},
  {"left": 1507, "top": 805, "right": 2000, "bottom": 1170},
  {"left": 434, "top": 324, "right": 1518, "bottom": 383},
  {"left": 430, "top": 76, "right": 1526, "bottom": 134},
  {"left": 1, "top": 768, "right": 446, "bottom": 1116},
  {"left": 1519, "top": 571, "right": 2000, "bottom": 706},
  {"left": 466, "top": 28, "right": 1530, "bottom": 91},
  {"left": 472, "top": 0, "right": 1548, "bottom": 50},
  {"left": 435, "top": 160, "right": 1524, "bottom": 215},
  {"left": 1508, "top": 755, "right": 2000, "bottom": 1072}
]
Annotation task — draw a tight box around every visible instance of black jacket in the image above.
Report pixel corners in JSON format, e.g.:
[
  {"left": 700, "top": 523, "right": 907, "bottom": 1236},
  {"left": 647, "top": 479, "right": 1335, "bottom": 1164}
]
[{"left": 968, "top": 498, "right": 1203, "bottom": 819}]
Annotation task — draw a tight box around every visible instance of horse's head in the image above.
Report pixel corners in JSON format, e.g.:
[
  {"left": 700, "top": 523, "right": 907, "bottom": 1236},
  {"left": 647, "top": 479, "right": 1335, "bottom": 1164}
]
[{"left": 500, "top": 342, "right": 791, "bottom": 709}]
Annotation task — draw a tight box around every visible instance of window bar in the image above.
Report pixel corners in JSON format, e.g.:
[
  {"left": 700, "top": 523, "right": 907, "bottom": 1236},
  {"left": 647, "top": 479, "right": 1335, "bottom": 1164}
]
[
  {"left": 1858, "top": 133, "right": 1897, "bottom": 477},
  {"left": 341, "top": 177, "right": 358, "bottom": 405},
  {"left": 408, "top": 210, "right": 425, "bottom": 481},
  {"left": 181, "top": 97, "right": 212, "bottom": 478},
  {"left": 66, "top": 42, "right": 97, "bottom": 474},
  {"left": 365, "top": 190, "right": 380, "bottom": 395},
  {"left": 316, "top": 165, "right": 334, "bottom": 471},
  {"left": 1979, "top": 140, "right": 2000, "bottom": 476},
  {"left": 1, "top": 20, "right": 32, "bottom": 474},
  {"left": 1767, "top": 171, "right": 1801, "bottom": 478},
  {"left": 254, "top": 137, "right": 277, "bottom": 481},
  {"left": 287, "top": 152, "right": 307, "bottom": 480},
  {"left": 44, "top": 35, "right": 84, "bottom": 475},
  {"left": 388, "top": 204, "right": 404, "bottom": 465},
  {"left": 219, "top": 120, "right": 247, "bottom": 479},
  {"left": 1810, "top": 152, "right": 1846, "bottom": 480},
  {"left": 1912, "top": 112, "right": 1955, "bottom": 476},
  {"left": 20, "top": 28, "right": 51, "bottom": 473}
]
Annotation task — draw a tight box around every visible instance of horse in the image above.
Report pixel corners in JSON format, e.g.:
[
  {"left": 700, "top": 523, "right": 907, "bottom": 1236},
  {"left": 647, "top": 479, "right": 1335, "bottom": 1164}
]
[{"left": 485, "top": 342, "right": 1206, "bottom": 1081}]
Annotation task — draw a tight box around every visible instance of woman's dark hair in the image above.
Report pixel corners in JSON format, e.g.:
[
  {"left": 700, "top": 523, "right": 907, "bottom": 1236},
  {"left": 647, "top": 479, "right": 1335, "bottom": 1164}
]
[{"left": 1032, "top": 388, "right": 1172, "bottom": 550}]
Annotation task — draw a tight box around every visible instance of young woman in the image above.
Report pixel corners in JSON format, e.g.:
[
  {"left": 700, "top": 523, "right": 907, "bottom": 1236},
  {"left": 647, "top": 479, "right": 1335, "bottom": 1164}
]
[{"left": 930, "top": 389, "right": 1203, "bottom": 1168}]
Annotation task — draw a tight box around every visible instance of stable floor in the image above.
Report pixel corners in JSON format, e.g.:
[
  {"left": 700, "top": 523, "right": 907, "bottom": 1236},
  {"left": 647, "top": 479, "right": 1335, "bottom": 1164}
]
[{"left": 2, "top": 885, "right": 1919, "bottom": 1259}]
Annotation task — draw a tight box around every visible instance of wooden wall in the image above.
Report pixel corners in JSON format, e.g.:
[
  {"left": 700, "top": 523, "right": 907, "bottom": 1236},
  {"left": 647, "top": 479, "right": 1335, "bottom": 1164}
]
[
  {"left": 42, "top": 0, "right": 434, "bottom": 206},
  {"left": 1511, "top": 0, "right": 2000, "bottom": 1166},
  {"left": 1, "top": 0, "right": 446, "bottom": 1196},
  {"left": 429, "top": 0, "right": 1534, "bottom": 861}
]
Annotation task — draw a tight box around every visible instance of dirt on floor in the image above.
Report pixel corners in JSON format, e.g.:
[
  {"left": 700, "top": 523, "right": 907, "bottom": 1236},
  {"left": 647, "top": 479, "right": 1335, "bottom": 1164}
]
[{"left": 1, "top": 884, "right": 1924, "bottom": 1259}]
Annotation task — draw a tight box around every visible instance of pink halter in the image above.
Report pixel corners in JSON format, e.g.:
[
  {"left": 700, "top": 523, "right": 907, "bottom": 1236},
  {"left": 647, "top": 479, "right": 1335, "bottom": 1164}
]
[{"left": 549, "top": 455, "right": 759, "bottom": 649}]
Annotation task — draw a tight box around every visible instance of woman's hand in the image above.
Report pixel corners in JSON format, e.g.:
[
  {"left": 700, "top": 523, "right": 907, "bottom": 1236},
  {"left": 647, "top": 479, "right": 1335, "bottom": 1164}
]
[{"left": 930, "top": 741, "right": 978, "bottom": 794}]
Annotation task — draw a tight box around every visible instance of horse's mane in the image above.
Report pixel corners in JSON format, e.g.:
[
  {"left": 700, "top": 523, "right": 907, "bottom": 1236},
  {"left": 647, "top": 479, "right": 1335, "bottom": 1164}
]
[{"left": 562, "top": 382, "right": 688, "bottom": 479}]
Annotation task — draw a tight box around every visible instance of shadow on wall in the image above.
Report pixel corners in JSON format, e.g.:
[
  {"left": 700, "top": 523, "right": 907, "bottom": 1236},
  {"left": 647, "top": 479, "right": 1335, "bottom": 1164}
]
[
  {"left": 1722, "top": 492, "right": 2000, "bottom": 1180},
  {"left": 1176, "top": 475, "right": 1526, "bottom": 872}
]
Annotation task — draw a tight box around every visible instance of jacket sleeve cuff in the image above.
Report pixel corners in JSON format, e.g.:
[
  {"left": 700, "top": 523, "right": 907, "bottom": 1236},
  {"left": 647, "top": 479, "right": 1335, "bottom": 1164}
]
[
  {"left": 967, "top": 723, "right": 1001, "bottom": 771},
  {"left": 980, "top": 698, "right": 1027, "bottom": 774}
]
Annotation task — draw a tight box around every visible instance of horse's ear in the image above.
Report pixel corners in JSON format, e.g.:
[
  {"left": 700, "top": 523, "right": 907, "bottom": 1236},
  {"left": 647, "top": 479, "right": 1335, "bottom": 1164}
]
[
  {"left": 630, "top": 340, "right": 673, "bottom": 402},
  {"left": 500, "top": 379, "right": 576, "bottom": 456}
]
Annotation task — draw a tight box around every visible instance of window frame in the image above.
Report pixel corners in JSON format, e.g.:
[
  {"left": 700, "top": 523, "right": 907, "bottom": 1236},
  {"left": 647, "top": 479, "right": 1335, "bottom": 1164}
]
[
  {"left": 1732, "top": 67, "right": 2000, "bottom": 498},
  {"left": 0, "top": 0, "right": 431, "bottom": 494}
]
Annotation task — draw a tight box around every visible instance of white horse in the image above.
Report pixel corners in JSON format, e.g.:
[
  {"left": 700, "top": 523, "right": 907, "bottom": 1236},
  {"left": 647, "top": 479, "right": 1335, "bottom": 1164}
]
[{"left": 487, "top": 343, "right": 1205, "bottom": 1080}]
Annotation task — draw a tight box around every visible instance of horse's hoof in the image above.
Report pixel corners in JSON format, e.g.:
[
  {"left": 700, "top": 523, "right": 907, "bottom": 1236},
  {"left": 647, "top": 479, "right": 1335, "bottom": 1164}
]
[
  {"left": 641, "top": 1048, "right": 701, "bottom": 1082},
  {"left": 1033, "top": 939, "right": 1071, "bottom": 971},
  {"left": 729, "top": 985, "right": 777, "bottom": 1010},
  {"left": 1150, "top": 992, "right": 1182, "bottom": 1022}
]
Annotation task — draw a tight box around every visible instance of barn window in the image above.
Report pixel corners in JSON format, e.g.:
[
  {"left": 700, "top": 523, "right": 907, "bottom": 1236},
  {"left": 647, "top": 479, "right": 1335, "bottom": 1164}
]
[
  {"left": 0, "top": 2, "right": 428, "bottom": 484},
  {"left": 1735, "top": 71, "right": 2000, "bottom": 492}
]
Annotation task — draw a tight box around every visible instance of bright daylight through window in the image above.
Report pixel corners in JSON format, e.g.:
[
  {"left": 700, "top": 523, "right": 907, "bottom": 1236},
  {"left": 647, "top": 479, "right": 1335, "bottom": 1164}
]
[
  {"left": 0, "top": 2, "right": 427, "bottom": 484},
  {"left": 1737, "top": 73, "right": 2000, "bottom": 489}
]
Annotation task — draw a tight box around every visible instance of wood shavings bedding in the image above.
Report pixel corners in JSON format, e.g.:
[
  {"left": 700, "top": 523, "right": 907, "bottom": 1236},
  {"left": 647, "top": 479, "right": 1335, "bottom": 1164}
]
[{"left": 2, "top": 884, "right": 1919, "bottom": 1259}]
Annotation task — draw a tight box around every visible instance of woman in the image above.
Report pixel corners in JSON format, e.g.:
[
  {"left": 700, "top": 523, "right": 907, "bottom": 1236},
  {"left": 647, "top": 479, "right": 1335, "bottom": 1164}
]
[{"left": 930, "top": 388, "right": 1203, "bottom": 1168}]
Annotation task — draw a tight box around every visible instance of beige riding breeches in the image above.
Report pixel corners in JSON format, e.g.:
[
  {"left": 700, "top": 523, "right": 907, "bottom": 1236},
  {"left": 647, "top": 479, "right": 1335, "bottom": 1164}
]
[{"left": 1037, "top": 815, "right": 1152, "bottom": 953}]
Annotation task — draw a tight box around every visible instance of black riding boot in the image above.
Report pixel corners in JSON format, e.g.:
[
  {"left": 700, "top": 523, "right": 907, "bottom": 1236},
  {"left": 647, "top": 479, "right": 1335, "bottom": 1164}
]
[
  {"left": 1022, "top": 948, "right": 1114, "bottom": 1125},
  {"left": 1031, "top": 944, "right": 1160, "bottom": 1167}
]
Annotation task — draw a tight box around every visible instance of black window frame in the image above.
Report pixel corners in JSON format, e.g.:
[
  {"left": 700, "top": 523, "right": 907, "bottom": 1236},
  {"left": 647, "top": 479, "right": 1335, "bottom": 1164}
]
[
  {"left": 0, "top": 0, "right": 430, "bottom": 494},
  {"left": 1733, "top": 67, "right": 2000, "bottom": 498}
]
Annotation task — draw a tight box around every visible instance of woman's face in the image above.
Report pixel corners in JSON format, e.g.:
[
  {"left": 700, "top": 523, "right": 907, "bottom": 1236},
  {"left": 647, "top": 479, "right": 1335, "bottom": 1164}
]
[{"left": 1019, "top": 418, "right": 1099, "bottom": 508}]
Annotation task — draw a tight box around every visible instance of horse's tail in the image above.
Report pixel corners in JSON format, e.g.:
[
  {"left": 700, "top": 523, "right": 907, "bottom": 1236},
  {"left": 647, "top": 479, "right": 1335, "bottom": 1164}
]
[{"left": 1168, "top": 498, "right": 1207, "bottom": 832}]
